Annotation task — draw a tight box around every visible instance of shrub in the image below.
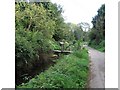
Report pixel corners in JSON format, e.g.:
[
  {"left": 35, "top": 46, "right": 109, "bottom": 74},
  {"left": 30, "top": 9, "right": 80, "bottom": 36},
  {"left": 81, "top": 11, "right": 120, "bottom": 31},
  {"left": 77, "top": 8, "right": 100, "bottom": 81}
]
[
  {"left": 15, "top": 29, "right": 58, "bottom": 85},
  {"left": 89, "top": 40, "right": 105, "bottom": 52},
  {"left": 17, "top": 49, "right": 89, "bottom": 88}
]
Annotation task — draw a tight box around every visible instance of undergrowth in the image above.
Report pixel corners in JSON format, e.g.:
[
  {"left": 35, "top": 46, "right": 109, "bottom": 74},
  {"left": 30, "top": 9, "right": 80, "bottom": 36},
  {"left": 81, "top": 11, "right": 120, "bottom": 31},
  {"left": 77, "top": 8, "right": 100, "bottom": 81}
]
[{"left": 17, "top": 49, "right": 89, "bottom": 88}]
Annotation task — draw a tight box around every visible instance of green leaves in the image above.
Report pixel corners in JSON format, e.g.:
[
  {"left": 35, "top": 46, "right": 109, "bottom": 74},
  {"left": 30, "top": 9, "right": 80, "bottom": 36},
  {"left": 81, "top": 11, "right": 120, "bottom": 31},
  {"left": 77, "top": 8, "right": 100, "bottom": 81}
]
[
  {"left": 17, "top": 49, "right": 89, "bottom": 88},
  {"left": 15, "top": 2, "right": 89, "bottom": 86},
  {"left": 15, "top": 2, "right": 65, "bottom": 85},
  {"left": 89, "top": 4, "right": 105, "bottom": 51}
]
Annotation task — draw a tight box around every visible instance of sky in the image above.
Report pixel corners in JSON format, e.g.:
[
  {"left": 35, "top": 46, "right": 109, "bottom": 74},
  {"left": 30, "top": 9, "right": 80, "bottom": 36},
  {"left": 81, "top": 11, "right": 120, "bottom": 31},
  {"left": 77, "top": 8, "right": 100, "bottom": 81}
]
[{"left": 51, "top": 0, "right": 105, "bottom": 28}]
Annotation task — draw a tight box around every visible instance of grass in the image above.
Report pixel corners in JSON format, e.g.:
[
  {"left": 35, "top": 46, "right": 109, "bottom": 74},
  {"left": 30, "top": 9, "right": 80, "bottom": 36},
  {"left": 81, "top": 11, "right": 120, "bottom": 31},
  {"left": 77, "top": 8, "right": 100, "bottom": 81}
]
[
  {"left": 91, "top": 45, "right": 105, "bottom": 52},
  {"left": 89, "top": 40, "right": 105, "bottom": 52},
  {"left": 97, "top": 47, "right": 105, "bottom": 52},
  {"left": 17, "top": 49, "right": 89, "bottom": 88}
]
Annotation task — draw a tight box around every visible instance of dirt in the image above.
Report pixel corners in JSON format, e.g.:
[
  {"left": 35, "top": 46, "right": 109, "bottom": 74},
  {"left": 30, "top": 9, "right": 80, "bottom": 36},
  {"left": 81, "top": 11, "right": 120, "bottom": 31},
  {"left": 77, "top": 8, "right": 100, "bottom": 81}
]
[{"left": 87, "top": 47, "right": 105, "bottom": 88}]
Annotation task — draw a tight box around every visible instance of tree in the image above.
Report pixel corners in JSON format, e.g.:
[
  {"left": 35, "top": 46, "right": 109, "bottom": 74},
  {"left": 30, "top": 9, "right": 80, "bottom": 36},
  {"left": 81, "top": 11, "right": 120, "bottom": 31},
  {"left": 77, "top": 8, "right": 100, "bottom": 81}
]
[{"left": 89, "top": 4, "right": 105, "bottom": 51}]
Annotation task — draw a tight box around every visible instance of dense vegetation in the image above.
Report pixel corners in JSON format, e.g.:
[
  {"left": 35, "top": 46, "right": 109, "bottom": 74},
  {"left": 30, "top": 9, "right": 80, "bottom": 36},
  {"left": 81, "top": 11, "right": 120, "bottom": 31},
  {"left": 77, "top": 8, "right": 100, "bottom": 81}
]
[
  {"left": 88, "top": 4, "right": 105, "bottom": 52},
  {"left": 15, "top": 1, "right": 88, "bottom": 87},
  {"left": 16, "top": 1, "right": 104, "bottom": 88},
  {"left": 17, "top": 49, "right": 89, "bottom": 88}
]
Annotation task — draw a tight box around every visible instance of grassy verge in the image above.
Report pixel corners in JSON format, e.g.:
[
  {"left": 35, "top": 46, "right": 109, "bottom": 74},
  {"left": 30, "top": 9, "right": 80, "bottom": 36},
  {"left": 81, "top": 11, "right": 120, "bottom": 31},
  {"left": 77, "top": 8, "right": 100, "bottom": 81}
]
[
  {"left": 17, "top": 49, "right": 89, "bottom": 88},
  {"left": 90, "top": 45, "right": 105, "bottom": 52},
  {"left": 89, "top": 40, "right": 105, "bottom": 52},
  {"left": 97, "top": 47, "right": 105, "bottom": 52}
]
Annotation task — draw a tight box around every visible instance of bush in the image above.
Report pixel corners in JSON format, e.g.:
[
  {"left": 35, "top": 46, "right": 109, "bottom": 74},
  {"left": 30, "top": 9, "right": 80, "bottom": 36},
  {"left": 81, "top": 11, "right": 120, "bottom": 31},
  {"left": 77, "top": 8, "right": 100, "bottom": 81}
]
[
  {"left": 15, "top": 29, "right": 58, "bottom": 85},
  {"left": 73, "top": 48, "right": 88, "bottom": 59},
  {"left": 89, "top": 40, "right": 105, "bottom": 52},
  {"left": 17, "top": 49, "right": 89, "bottom": 88},
  {"left": 49, "top": 40, "right": 61, "bottom": 50},
  {"left": 15, "top": 30, "right": 35, "bottom": 68}
]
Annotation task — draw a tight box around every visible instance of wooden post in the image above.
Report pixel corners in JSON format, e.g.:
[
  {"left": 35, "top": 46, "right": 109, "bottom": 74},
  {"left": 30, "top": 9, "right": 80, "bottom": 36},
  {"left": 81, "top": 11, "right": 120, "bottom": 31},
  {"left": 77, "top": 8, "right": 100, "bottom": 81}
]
[{"left": 60, "top": 42, "right": 64, "bottom": 52}]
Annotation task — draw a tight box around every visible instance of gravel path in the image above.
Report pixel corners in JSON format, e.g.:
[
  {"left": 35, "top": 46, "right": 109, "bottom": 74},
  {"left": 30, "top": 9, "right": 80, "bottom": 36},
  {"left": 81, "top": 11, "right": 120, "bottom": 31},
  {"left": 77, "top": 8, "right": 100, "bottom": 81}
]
[{"left": 87, "top": 47, "right": 105, "bottom": 88}]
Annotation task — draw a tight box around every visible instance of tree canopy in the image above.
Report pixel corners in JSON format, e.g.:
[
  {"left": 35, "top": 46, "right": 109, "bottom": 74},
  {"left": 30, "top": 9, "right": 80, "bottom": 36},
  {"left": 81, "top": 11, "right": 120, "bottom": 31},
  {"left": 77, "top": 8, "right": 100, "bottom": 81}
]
[{"left": 88, "top": 4, "right": 105, "bottom": 51}]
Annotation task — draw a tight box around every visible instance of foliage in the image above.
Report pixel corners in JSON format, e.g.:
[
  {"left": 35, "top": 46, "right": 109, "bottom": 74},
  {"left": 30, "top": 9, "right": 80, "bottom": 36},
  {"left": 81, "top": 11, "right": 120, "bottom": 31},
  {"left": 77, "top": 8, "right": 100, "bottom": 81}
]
[
  {"left": 67, "top": 23, "right": 84, "bottom": 41},
  {"left": 17, "top": 49, "right": 89, "bottom": 88},
  {"left": 90, "top": 40, "right": 105, "bottom": 52},
  {"left": 88, "top": 4, "right": 105, "bottom": 52},
  {"left": 15, "top": 2, "right": 55, "bottom": 38},
  {"left": 15, "top": 1, "right": 81, "bottom": 85}
]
